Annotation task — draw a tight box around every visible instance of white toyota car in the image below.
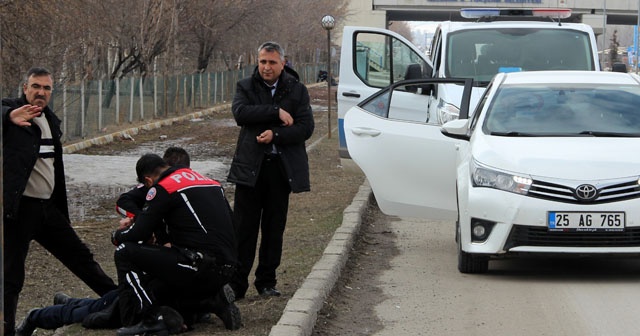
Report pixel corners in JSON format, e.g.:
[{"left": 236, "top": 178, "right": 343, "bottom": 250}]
[{"left": 344, "top": 71, "right": 640, "bottom": 273}]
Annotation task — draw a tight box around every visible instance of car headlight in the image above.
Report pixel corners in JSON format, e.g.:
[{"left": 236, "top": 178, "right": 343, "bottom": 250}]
[
  {"left": 437, "top": 99, "right": 460, "bottom": 124},
  {"left": 471, "top": 160, "right": 532, "bottom": 195}
]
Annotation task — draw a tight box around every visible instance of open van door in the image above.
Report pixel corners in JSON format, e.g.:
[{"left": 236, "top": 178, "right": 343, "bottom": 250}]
[{"left": 337, "top": 26, "right": 433, "bottom": 167}]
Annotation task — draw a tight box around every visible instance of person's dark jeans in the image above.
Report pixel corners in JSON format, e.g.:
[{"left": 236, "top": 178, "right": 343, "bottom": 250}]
[
  {"left": 4, "top": 197, "right": 116, "bottom": 335},
  {"left": 29, "top": 290, "right": 119, "bottom": 329}
]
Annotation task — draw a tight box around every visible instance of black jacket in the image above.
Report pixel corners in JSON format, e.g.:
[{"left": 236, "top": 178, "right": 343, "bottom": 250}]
[
  {"left": 114, "top": 167, "right": 237, "bottom": 265},
  {"left": 2, "top": 95, "right": 69, "bottom": 220},
  {"left": 227, "top": 66, "right": 314, "bottom": 193}
]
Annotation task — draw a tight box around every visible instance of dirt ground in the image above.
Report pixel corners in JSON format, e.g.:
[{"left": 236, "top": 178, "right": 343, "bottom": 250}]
[
  {"left": 15, "top": 84, "right": 369, "bottom": 335},
  {"left": 312, "top": 201, "right": 399, "bottom": 336}
]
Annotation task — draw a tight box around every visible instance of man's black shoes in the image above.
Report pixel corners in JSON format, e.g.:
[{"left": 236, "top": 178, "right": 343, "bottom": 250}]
[
  {"left": 211, "top": 284, "right": 242, "bottom": 330},
  {"left": 116, "top": 306, "right": 184, "bottom": 336},
  {"left": 216, "top": 302, "right": 241, "bottom": 330},
  {"left": 258, "top": 287, "right": 281, "bottom": 297},
  {"left": 53, "top": 292, "right": 71, "bottom": 305},
  {"left": 116, "top": 319, "right": 169, "bottom": 336},
  {"left": 15, "top": 309, "right": 38, "bottom": 336}
]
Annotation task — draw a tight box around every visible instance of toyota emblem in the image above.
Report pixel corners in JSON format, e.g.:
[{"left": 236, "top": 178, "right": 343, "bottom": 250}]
[{"left": 574, "top": 184, "right": 598, "bottom": 201}]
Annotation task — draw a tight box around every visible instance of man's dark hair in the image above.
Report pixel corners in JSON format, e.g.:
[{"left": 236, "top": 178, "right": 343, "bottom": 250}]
[
  {"left": 258, "top": 41, "right": 285, "bottom": 61},
  {"left": 163, "top": 147, "right": 190, "bottom": 167},
  {"left": 136, "top": 153, "right": 168, "bottom": 184},
  {"left": 25, "top": 67, "right": 52, "bottom": 83}
]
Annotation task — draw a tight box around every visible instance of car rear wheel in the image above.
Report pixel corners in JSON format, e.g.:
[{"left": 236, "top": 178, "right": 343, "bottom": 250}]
[{"left": 457, "top": 224, "right": 489, "bottom": 274}]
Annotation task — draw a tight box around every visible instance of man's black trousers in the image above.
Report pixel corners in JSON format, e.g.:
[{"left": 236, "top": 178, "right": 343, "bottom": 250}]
[
  {"left": 232, "top": 154, "right": 291, "bottom": 297},
  {"left": 114, "top": 242, "right": 228, "bottom": 326}
]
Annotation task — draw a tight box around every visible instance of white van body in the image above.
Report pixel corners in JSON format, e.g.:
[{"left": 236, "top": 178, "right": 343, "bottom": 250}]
[{"left": 337, "top": 17, "right": 600, "bottom": 166}]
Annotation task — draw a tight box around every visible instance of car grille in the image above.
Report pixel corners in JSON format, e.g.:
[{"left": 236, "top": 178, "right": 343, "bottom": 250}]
[
  {"left": 527, "top": 177, "right": 640, "bottom": 204},
  {"left": 506, "top": 225, "right": 640, "bottom": 248}
]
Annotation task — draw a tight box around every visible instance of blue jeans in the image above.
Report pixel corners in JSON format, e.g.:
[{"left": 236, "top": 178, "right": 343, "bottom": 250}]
[{"left": 29, "top": 289, "right": 119, "bottom": 329}]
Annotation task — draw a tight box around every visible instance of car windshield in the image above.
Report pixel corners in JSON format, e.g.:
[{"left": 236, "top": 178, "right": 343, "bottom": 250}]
[
  {"left": 446, "top": 28, "right": 593, "bottom": 82},
  {"left": 482, "top": 83, "right": 640, "bottom": 136}
]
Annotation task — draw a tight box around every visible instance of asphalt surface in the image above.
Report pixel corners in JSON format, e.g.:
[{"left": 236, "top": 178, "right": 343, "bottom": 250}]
[{"left": 361, "top": 215, "right": 640, "bottom": 336}]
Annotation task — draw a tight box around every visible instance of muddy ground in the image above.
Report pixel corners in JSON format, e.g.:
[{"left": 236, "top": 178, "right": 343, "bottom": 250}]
[{"left": 15, "top": 84, "right": 376, "bottom": 335}]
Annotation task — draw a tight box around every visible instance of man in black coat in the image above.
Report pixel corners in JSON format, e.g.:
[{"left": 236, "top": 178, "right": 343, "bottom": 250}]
[
  {"left": 2, "top": 67, "right": 117, "bottom": 336},
  {"left": 227, "top": 41, "right": 314, "bottom": 299}
]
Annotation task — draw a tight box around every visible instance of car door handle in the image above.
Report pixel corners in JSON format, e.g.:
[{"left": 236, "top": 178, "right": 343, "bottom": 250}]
[
  {"left": 342, "top": 92, "right": 360, "bottom": 98},
  {"left": 351, "top": 127, "right": 381, "bottom": 137}
]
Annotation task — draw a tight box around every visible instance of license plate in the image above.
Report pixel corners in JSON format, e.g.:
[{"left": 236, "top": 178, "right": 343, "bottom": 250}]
[{"left": 548, "top": 211, "right": 625, "bottom": 232}]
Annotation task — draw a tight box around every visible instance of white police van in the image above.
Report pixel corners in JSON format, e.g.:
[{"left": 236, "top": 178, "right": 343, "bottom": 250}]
[{"left": 337, "top": 8, "right": 601, "bottom": 168}]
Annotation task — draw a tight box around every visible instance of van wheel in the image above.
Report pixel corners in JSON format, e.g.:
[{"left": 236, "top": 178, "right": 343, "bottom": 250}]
[{"left": 457, "top": 226, "right": 489, "bottom": 274}]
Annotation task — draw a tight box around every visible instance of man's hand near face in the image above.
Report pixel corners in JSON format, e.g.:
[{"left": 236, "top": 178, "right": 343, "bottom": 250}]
[{"left": 10, "top": 105, "right": 43, "bottom": 126}]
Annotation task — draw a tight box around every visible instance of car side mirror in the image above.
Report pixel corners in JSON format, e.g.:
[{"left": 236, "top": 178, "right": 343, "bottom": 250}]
[{"left": 441, "top": 119, "right": 470, "bottom": 140}]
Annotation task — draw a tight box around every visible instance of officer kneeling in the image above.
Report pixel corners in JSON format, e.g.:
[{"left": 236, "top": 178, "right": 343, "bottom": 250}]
[{"left": 113, "top": 154, "right": 240, "bottom": 335}]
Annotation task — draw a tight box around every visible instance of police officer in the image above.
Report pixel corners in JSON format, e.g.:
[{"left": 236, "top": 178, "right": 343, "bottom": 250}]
[
  {"left": 116, "top": 147, "right": 191, "bottom": 220},
  {"left": 113, "top": 154, "right": 240, "bottom": 335}
]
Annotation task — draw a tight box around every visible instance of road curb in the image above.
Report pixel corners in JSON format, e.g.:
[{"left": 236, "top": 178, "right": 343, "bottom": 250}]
[{"left": 269, "top": 180, "right": 373, "bottom": 336}]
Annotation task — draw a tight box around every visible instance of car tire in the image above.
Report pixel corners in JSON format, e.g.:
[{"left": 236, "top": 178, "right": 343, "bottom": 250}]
[{"left": 457, "top": 224, "right": 489, "bottom": 274}]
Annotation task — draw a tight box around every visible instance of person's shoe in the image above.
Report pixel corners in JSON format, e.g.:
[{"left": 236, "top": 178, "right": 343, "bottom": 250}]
[
  {"left": 116, "top": 306, "right": 183, "bottom": 336},
  {"left": 219, "top": 284, "right": 236, "bottom": 304},
  {"left": 53, "top": 292, "right": 72, "bottom": 305},
  {"left": 15, "top": 309, "right": 38, "bottom": 336},
  {"left": 209, "top": 284, "right": 242, "bottom": 330},
  {"left": 117, "top": 318, "right": 168, "bottom": 336},
  {"left": 258, "top": 287, "right": 281, "bottom": 297},
  {"left": 155, "top": 306, "right": 185, "bottom": 334},
  {"left": 215, "top": 302, "right": 242, "bottom": 330},
  {"left": 82, "top": 296, "right": 121, "bottom": 329}
]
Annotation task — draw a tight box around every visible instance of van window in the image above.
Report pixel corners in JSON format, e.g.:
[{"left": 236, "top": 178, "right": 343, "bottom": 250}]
[
  {"left": 354, "top": 32, "right": 431, "bottom": 88},
  {"left": 446, "top": 28, "right": 594, "bottom": 83}
]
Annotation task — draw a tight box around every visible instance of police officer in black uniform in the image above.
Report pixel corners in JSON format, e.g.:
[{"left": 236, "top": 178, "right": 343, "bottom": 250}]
[
  {"left": 113, "top": 154, "right": 241, "bottom": 335},
  {"left": 116, "top": 147, "right": 191, "bottom": 220}
]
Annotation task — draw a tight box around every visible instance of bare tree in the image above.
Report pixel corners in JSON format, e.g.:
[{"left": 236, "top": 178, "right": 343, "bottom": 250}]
[
  {"left": 178, "top": 0, "right": 268, "bottom": 72},
  {"left": 389, "top": 21, "right": 414, "bottom": 41},
  {"left": 0, "top": 0, "right": 348, "bottom": 97},
  {"left": 0, "top": 0, "right": 92, "bottom": 92},
  {"left": 269, "top": 0, "right": 349, "bottom": 65},
  {"left": 608, "top": 29, "right": 620, "bottom": 68},
  {"left": 94, "top": 0, "right": 176, "bottom": 80}
]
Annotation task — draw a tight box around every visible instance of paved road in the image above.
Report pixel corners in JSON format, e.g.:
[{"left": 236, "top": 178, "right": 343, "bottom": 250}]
[{"left": 371, "top": 215, "right": 640, "bottom": 336}]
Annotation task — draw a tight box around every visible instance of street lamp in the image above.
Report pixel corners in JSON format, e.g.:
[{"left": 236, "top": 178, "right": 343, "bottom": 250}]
[{"left": 321, "top": 14, "right": 335, "bottom": 139}]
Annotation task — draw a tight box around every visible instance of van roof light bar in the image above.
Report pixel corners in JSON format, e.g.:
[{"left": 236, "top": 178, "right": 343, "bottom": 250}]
[{"left": 460, "top": 8, "right": 572, "bottom": 19}]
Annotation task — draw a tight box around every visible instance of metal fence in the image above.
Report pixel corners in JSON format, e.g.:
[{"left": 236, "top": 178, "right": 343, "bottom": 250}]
[{"left": 46, "top": 62, "right": 336, "bottom": 142}]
